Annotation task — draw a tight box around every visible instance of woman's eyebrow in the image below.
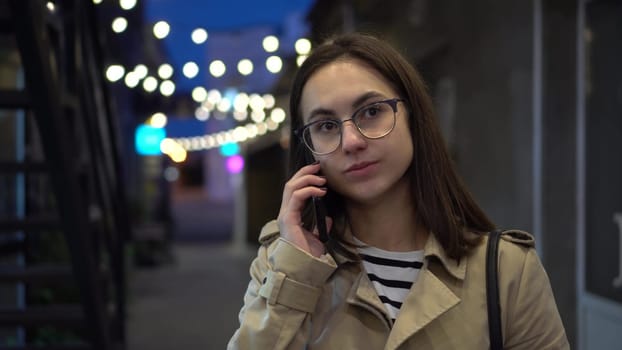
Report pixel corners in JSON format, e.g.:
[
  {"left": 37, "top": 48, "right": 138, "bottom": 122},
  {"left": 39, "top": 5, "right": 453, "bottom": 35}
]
[
  {"left": 351, "top": 91, "right": 386, "bottom": 109},
  {"left": 307, "top": 108, "right": 336, "bottom": 122},
  {"left": 305, "top": 91, "right": 387, "bottom": 122}
]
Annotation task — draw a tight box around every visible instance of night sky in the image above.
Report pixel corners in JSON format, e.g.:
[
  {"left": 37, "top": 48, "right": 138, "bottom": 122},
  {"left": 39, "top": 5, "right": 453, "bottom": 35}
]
[{"left": 143, "top": 0, "right": 315, "bottom": 94}]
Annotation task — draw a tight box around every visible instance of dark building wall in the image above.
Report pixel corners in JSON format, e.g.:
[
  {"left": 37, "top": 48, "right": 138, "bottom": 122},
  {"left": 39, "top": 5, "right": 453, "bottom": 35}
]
[
  {"left": 541, "top": 0, "right": 578, "bottom": 345},
  {"left": 446, "top": 0, "right": 535, "bottom": 231}
]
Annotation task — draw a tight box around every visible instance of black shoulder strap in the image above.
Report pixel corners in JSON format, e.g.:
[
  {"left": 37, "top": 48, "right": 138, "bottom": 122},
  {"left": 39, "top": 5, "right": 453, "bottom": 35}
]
[{"left": 486, "top": 230, "right": 503, "bottom": 350}]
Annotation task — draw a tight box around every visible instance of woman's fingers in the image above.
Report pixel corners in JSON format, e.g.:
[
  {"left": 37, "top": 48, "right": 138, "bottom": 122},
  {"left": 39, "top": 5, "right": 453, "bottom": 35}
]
[
  {"left": 279, "top": 163, "right": 326, "bottom": 216},
  {"left": 277, "top": 162, "right": 330, "bottom": 256},
  {"left": 282, "top": 164, "right": 325, "bottom": 196},
  {"left": 279, "top": 186, "right": 327, "bottom": 227}
]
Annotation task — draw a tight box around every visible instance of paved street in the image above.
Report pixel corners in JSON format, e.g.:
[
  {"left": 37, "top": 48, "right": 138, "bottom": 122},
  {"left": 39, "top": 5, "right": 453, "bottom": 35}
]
[{"left": 127, "top": 242, "right": 256, "bottom": 350}]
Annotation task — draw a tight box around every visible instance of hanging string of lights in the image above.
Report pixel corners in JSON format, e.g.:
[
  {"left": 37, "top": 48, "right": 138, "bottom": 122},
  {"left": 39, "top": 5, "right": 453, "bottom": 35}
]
[
  {"left": 39, "top": 0, "right": 308, "bottom": 162},
  {"left": 82, "top": 0, "right": 312, "bottom": 162}
]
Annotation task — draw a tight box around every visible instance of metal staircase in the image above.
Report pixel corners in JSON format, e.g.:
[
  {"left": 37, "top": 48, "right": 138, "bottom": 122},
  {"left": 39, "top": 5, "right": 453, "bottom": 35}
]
[{"left": 0, "top": 1, "right": 130, "bottom": 349}]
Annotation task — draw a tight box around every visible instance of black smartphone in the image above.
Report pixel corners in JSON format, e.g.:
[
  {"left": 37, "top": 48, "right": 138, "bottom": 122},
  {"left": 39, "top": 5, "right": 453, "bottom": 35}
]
[
  {"left": 305, "top": 152, "right": 329, "bottom": 243},
  {"left": 313, "top": 196, "right": 329, "bottom": 243}
]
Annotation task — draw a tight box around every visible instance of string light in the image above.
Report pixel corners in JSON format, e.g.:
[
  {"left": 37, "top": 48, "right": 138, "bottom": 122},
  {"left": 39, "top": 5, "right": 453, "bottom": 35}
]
[
  {"left": 233, "top": 93, "right": 249, "bottom": 112},
  {"left": 112, "top": 17, "right": 128, "bottom": 33},
  {"left": 142, "top": 76, "right": 158, "bottom": 92},
  {"left": 297, "top": 55, "right": 308, "bottom": 67},
  {"left": 158, "top": 64, "right": 174, "bottom": 79},
  {"left": 133, "top": 64, "right": 148, "bottom": 79},
  {"left": 195, "top": 106, "right": 210, "bottom": 121},
  {"left": 192, "top": 87, "right": 208, "bottom": 102},
  {"left": 120, "top": 0, "right": 137, "bottom": 10},
  {"left": 246, "top": 124, "right": 258, "bottom": 138},
  {"left": 237, "top": 59, "right": 253, "bottom": 76},
  {"left": 159, "top": 80, "right": 176, "bottom": 96},
  {"left": 266, "top": 56, "right": 282, "bottom": 73},
  {"left": 160, "top": 138, "right": 187, "bottom": 163},
  {"left": 266, "top": 117, "right": 278, "bottom": 131},
  {"left": 262, "top": 35, "right": 279, "bottom": 53},
  {"left": 124, "top": 71, "right": 140, "bottom": 88},
  {"left": 207, "top": 89, "right": 222, "bottom": 104},
  {"left": 216, "top": 98, "right": 232, "bottom": 113},
  {"left": 248, "top": 94, "right": 265, "bottom": 111},
  {"left": 295, "top": 38, "right": 312, "bottom": 55},
  {"left": 250, "top": 109, "right": 266, "bottom": 123},
  {"left": 169, "top": 117, "right": 286, "bottom": 153},
  {"left": 183, "top": 62, "right": 199, "bottom": 78},
  {"left": 191, "top": 28, "right": 208, "bottom": 44},
  {"left": 149, "top": 113, "right": 168, "bottom": 128},
  {"left": 270, "top": 108, "right": 286, "bottom": 123},
  {"left": 105, "top": 65, "right": 125, "bottom": 82},
  {"left": 256, "top": 122, "right": 268, "bottom": 135},
  {"left": 233, "top": 110, "right": 248, "bottom": 121},
  {"left": 209, "top": 60, "right": 226, "bottom": 78},
  {"left": 153, "top": 21, "right": 170, "bottom": 39},
  {"left": 263, "top": 94, "right": 275, "bottom": 109}
]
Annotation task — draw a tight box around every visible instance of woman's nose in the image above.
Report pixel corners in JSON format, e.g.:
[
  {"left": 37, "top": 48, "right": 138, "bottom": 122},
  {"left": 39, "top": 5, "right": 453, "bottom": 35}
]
[{"left": 340, "top": 121, "right": 367, "bottom": 153}]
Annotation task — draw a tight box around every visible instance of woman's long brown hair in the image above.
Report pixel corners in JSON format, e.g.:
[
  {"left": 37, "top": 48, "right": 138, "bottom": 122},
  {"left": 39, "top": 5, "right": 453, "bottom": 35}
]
[{"left": 288, "top": 33, "right": 495, "bottom": 261}]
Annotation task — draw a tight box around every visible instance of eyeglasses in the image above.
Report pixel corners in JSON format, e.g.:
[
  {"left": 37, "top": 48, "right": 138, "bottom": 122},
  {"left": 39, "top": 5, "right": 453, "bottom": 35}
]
[{"left": 295, "top": 98, "right": 403, "bottom": 155}]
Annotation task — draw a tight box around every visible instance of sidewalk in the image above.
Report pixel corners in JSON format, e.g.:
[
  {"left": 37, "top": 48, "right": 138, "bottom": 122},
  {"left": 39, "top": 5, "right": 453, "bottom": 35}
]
[{"left": 127, "top": 242, "right": 256, "bottom": 350}]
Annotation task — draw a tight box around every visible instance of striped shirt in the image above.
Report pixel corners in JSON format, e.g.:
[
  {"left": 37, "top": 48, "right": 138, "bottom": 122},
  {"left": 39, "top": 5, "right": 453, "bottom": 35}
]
[{"left": 355, "top": 239, "right": 424, "bottom": 323}]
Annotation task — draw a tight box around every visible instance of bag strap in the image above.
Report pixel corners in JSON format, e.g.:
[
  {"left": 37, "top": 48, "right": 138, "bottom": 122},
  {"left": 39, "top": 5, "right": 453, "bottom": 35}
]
[{"left": 486, "top": 230, "right": 503, "bottom": 350}]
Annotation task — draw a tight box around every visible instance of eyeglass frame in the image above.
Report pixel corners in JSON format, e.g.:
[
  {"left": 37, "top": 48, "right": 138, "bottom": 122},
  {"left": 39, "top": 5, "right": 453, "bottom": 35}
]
[{"left": 294, "top": 98, "right": 404, "bottom": 155}]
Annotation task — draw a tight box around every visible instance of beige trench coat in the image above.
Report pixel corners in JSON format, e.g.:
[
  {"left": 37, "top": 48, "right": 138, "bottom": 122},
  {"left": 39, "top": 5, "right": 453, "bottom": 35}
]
[{"left": 228, "top": 220, "right": 569, "bottom": 349}]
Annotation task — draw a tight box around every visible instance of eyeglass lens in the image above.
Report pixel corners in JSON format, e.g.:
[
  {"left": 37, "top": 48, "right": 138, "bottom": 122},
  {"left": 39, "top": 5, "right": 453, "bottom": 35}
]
[{"left": 303, "top": 100, "right": 397, "bottom": 154}]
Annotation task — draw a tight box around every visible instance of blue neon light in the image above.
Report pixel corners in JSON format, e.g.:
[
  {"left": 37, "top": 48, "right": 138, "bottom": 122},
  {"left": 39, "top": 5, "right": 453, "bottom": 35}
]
[
  {"left": 135, "top": 125, "right": 166, "bottom": 155},
  {"left": 220, "top": 142, "right": 239, "bottom": 157}
]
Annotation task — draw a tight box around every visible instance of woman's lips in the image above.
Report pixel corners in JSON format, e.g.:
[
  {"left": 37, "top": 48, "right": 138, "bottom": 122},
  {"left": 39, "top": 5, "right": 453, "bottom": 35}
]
[{"left": 344, "top": 161, "right": 378, "bottom": 176}]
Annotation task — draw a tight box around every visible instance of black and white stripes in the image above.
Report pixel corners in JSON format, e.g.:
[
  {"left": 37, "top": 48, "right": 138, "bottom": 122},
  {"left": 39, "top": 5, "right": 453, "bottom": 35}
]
[{"left": 357, "top": 243, "right": 424, "bottom": 323}]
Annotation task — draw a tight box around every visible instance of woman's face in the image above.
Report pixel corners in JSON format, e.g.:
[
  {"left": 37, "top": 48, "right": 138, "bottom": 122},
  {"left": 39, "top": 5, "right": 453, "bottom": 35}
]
[{"left": 299, "top": 59, "right": 414, "bottom": 205}]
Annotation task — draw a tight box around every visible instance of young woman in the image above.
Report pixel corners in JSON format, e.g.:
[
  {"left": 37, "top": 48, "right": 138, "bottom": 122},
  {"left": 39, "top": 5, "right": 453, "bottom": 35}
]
[{"left": 228, "top": 33, "right": 569, "bottom": 349}]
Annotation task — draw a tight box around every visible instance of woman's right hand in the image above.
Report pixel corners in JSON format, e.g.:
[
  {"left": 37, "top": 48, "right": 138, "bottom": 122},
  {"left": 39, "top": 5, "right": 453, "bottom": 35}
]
[{"left": 277, "top": 161, "right": 331, "bottom": 258}]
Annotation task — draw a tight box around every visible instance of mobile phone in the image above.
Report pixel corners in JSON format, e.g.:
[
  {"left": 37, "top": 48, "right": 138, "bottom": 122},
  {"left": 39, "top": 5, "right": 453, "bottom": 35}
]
[
  {"left": 304, "top": 152, "right": 329, "bottom": 243},
  {"left": 313, "top": 196, "right": 329, "bottom": 243}
]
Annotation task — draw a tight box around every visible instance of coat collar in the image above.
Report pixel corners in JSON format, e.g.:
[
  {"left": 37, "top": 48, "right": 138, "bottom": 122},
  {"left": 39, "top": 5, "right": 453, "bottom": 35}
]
[
  {"left": 422, "top": 232, "right": 466, "bottom": 281},
  {"left": 331, "top": 231, "right": 466, "bottom": 281},
  {"left": 261, "top": 219, "right": 467, "bottom": 281}
]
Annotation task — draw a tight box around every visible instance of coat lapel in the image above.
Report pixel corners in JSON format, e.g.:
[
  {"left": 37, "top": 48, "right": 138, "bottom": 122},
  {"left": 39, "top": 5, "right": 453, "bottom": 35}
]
[
  {"left": 385, "top": 267, "right": 460, "bottom": 349},
  {"left": 345, "top": 267, "right": 393, "bottom": 330},
  {"left": 384, "top": 234, "right": 465, "bottom": 349}
]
